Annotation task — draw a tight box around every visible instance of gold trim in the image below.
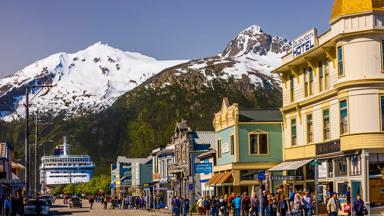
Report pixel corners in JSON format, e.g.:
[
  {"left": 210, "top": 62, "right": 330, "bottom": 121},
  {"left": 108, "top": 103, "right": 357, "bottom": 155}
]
[{"left": 341, "top": 132, "right": 384, "bottom": 151}]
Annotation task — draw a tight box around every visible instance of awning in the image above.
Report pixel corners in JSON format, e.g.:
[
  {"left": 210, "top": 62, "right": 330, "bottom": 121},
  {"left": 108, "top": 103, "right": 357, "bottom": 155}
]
[
  {"left": 268, "top": 159, "right": 313, "bottom": 172},
  {"left": 206, "top": 173, "right": 224, "bottom": 186},
  {"left": 216, "top": 172, "right": 233, "bottom": 186}
]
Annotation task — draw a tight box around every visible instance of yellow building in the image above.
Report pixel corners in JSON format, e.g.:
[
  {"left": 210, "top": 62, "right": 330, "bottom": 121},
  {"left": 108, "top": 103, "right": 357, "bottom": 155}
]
[{"left": 272, "top": 0, "right": 384, "bottom": 214}]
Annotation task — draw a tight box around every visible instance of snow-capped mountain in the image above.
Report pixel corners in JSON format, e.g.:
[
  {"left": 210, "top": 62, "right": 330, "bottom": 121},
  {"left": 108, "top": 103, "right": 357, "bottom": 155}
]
[
  {"left": 145, "top": 25, "right": 291, "bottom": 90},
  {"left": 0, "top": 42, "right": 186, "bottom": 121}
]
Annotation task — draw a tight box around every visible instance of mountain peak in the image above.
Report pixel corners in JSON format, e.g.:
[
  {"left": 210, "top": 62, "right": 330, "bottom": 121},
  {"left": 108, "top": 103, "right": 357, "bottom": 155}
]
[{"left": 221, "top": 25, "right": 290, "bottom": 59}]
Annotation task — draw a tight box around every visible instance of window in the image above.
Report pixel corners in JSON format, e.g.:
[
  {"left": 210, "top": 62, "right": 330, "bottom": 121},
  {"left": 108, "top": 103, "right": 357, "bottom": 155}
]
[
  {"left": 382, "top": 41, "right": 384, "bottom": 71},
  {"left": 337, "top": 46, "right": 344, "bottom": 77},
  {"left": 291, "top": 119, "right": 297, "bottom": 146},
  {"left": 290, "top": 75, "right": 295, "bottom": 102},
  {"left": 309, "top": 67, "right": 314, "bottom": 95},
  {"left": 230, "top": 135, "right": 235, "bottom": 156},
  {"left": 327, "top": 159, "right": 333, "bottom": 178},
  {"left": 217, "top": 140, "right": 222, "bottom": 158},
  {"left": 369, "top": 153, "right": 384, "bottom": 176},
  {"left": 340, "top": 100, "right": 348, "bottom": 134},
  {"left": 335, "top": 157, "right": 347, "bottom": 176},
  {"left": 381, "top": 96, "right": 384, "bottom": 131},
  {"left": 304, "top": 68, "right": 309, "bottom": 97},
  {"left": 325, "top": 60, "right": 330, "bottom": 90},
  {"left": 249, "top": 132, "right": 268, "bottom": 155},
  {"left": 307, "top": 114, "right": 313, "bottom": 143},
  {"left": 323, "top": 109, "right": 330, "bottom": 140},
  {"left": 319, "top": 61, "right": 323, "bottom": 92},
  {"left": 350, "top": 155, "right": 361, "bottom": 176}
]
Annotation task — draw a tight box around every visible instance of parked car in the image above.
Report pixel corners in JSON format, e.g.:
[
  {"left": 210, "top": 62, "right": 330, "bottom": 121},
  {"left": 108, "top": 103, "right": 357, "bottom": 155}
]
[
  {"left": 40, "top": 195, "right": 53, "bottom": 206},
  {"left": 69, "top": 196, "right": 82, "bottom": 208},
  {"left": 24, "top": 199, "right": 50, "bottom": 216}
]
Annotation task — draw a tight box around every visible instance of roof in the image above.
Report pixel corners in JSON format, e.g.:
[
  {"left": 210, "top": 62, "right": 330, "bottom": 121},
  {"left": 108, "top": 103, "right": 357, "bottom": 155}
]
[
  {"left": 197, "top": 149, "right": 216, "bottom": 159},
  {"left": 193, "top": 131, "right": 216, "bottom": 146},
  {"left": 331, "top": 0, "right": 384, "bottom": 23},
  {"left": 116, "top": 156, "right": 148, "bottom": 164},
  {"left": 238, "top": 109, "right": 282, "bottom": 122}
]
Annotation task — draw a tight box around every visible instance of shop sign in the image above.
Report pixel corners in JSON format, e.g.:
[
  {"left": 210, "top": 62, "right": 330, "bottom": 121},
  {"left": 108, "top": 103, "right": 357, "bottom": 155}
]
[
  {"left": 222, "top": 142, "right": 229, "bottom": 153},
  {"left": 152, "top": 173, "right": 160, "bottom": 180},
  {"left": 194, "top": 163, "right": 212, "bottom": 174},
  {"left": 270, "top": 175, "right": 303, "bottom": 181},
  {"left": 292, "top": 28, "right": 317, "bottom": 57},
  {"left": 369, "top": 179, "right": 384, "bottom": 203},
  {"left": 316, "top": 140, "right": 340, "bottom": 155}
]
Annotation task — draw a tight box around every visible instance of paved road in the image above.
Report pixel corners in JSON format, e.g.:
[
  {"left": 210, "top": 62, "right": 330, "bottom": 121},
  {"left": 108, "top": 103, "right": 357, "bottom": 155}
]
[{"left": 50, "top": 199, "right": 170, "bottom": 216}]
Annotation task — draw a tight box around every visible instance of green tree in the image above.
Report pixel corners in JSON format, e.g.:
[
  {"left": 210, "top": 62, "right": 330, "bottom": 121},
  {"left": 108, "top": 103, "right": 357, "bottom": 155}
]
[
  {"left": 63, "top": 184, "right": 75, "bottom": 195},
  {"left": 52, "top": 185, "right": 64, "bottom": 196}
]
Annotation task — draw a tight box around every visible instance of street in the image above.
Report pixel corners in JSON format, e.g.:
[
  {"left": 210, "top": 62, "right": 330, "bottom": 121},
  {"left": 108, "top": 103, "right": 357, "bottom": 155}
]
[{"left": 50, "top": 199, "right": 170, "bottom": 216}]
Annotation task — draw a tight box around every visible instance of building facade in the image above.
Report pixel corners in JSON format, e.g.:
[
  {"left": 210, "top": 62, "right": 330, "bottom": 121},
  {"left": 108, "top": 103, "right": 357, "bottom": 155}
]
[
  {"left": 209, "top": 98, "right": 283, "bottom": 196},
  {"left": 197, "top": 149, "right": 216, "bottom": 198},
  {"left": 169, "top": 120, "right": 214, "bottom": 203},
  {"left": 272, "top": 0, "right": 384, "bottom": 214}
]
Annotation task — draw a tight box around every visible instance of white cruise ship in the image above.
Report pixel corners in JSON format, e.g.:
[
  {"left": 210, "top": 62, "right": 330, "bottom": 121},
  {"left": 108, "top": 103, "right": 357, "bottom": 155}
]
[{"left": 40, "top": 137, "right": 95, "bottom": 189}]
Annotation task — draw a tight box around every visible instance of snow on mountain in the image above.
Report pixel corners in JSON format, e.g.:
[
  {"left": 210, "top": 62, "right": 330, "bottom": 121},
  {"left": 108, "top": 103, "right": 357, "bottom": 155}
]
[
  {"left": 0, "top": 42, "right": 186, "bottom": 121},
  {"left": 148, "top": 25, "right": 291, "bottom": 89}
]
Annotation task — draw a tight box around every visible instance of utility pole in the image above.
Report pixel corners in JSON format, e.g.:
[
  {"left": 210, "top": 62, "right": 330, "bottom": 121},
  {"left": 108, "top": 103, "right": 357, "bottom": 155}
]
[
  {"left": 34, "top": 111, "right": 38, "bottom": 195},
  {"left": 24, "top": 87, "right": 30, "bottom": 197},
  {"left": 24, "top": 84, "right": 52, "bottom": 198}
]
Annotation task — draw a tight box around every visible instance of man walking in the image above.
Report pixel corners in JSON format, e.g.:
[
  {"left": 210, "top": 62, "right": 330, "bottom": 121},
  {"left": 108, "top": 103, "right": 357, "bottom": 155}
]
[
  {"left": 241, "top": 192, "right": 251, "bottom": 216},
  {"left": 327, "top": 193, "right": 341, "bottom": 216},
  {"left": 232, "top": 194, "right": 241, "bottom": 216}
]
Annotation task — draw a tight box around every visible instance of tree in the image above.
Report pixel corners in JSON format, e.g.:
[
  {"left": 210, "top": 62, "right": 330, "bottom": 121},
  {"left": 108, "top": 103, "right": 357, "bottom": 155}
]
[
  {"left": 52, "top": 185, "right": 64, "bottom": 196},
  {"left": 63, "top": 184, "right": 75, "bottom": 195}
]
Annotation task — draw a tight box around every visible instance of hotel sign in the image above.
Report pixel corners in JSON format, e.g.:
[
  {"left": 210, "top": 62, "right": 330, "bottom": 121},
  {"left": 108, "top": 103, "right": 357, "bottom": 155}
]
[
  {"left": 292, "top": 29, "right": 317, "bottom": 57},
  {"left": 316, "top": 140, "right": 340, "bottom": 155}
]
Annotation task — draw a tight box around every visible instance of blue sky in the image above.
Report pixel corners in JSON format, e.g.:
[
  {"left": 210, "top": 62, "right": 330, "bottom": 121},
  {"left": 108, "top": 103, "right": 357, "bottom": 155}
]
[{"left": 0, "top": 0, "right": 333, "bottom": 77}]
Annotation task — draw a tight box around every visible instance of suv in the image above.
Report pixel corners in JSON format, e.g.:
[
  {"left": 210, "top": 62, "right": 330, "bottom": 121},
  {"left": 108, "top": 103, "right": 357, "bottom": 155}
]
[
  {"left": 40, "top": 195, "right": 53, "bottom": 206},
  {"left": 69, "top": 197, "right": 82, "bottom": 208},
  {"left": 24, "top": 199, "right": 50, "bottom": 216}
]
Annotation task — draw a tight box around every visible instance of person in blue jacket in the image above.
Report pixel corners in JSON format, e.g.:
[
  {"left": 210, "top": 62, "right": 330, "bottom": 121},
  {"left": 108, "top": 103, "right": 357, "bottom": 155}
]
[{"left": 231, "top": 194, "right": 241, "bottom": 216}]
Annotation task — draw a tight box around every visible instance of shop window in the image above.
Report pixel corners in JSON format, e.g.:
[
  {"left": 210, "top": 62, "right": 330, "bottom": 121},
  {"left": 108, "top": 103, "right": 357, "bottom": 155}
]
[
  {"left": 290, "top": 75, "right": 295, "bottom": 102},
  {"left": 240, "top": 170, "right": 260, "bottom": 181},
  {"left": 323, "top": 109, "right": 330, "bottom": 140},
  {"left": 306, "top": 114, "right": 313, "bottom": 143},
  {"left": 340, "top": 100, "right": 349, "bottom": 135},
  {"left": 337, "top": 182, "right": 348, "bottom": 198},
  {"left": 230, "top": 135, "right": 235, "bottom": 156},
  {"left": 350, "top": 155, "right": 361, "bottom": 176},
  {"left": 217, "top": 140, "right": 222, "bottom": 158},
  {"left": 291, "top": 119, "right": 297, "bottom": 146},
  {"left": 319, "top": 61, "right": 324, "bottom": 92},
  {"left": 381, "top": 96, "right": 384, "bottom": 131},
  {"left": 306, "top": 164, "right": 315, "bottom": 180},
  {"left": 369, "top": 153, "right": 384, "bottom": 176},
  {"left": 249, "top": 132, "right": 268, "bottom": 155},
  {"left": 287, "top": 167, "right": 304, "bottom": 177},
  {"left": 335, "top": 157, "right": 347, "bottom": 176},
  {"left": 337, "top": 46, "right": 344, "bottom": 77}
]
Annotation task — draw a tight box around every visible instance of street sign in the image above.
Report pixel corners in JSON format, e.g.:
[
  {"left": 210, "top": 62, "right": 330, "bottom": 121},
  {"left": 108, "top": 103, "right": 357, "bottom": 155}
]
[
  {"left": 195, "top": 163, "right": 212, "bottom": 174},
  {"left": 257, "top": 171, "right": 265, "bottom": 181}
]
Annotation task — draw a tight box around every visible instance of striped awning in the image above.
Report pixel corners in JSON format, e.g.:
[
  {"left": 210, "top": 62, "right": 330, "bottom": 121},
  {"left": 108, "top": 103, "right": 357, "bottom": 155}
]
[
  {"left": 205, "top": 173, "right": 224, "bottom": 186},
  {"left": 216, "top": 172, "right": 233, "bottom": 186}
]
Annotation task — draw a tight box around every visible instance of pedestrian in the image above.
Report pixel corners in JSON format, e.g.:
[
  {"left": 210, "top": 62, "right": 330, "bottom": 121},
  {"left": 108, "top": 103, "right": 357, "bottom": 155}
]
[
  {"left": 352, "top": 194, "right": 365, "bottom": 216},
  {"left": 278, "top": 194, "right": 289, "bottom": 216},
  {"left": 228, "top": 192, "right": 235, "bottom": 216},
  {"left": 232, "top": 194, "right": 241, "bottom": 216},
  {"left": 204, "top": 195, "right": 211, "bottom": 216},
  {"left": 262, "top": 191, "right": 269, "bottom": 216},
  {"left": 345, "top": 187, "right": 351, "bottom": 216},
  {"left": 172, "top": 196, "right": 180, "bottom": 216},
  {"left": 268, "top": 197, "right": 277, "bottom": 216},
  {"left": 250, "top": 192, "right": 259, "bottom": 216},
  {"left": 219, "top": 195, "right": 228, "bottom": 216},
  {"left": 89, "top": 195, "right": 95, "bottom": 210},
  {"left": 103, "top": 196, "right": 108, "bottom": 209},
  {"left": 326, "top": 192, "right": 341, "bottom": 216},
  {"left": 182, "top": 198, "right": 190, "bottom": 216},
  {"left": 210, "top": 195, "right": 219, "bottom": 216},
  {"left": 302, "top": 191, "right": 313, "bottom": 216},
  {"left": 241, "top": 192, "right": 251, "bottom": 216}
]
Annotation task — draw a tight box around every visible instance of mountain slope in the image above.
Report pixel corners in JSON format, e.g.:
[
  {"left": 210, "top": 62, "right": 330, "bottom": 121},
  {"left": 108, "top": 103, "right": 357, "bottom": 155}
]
[
  {"left": 0, "top": 42, "right": 186, "bottom": 120},
  {"left": 0, "top": 25, "right": 290, "bottom": 175}
]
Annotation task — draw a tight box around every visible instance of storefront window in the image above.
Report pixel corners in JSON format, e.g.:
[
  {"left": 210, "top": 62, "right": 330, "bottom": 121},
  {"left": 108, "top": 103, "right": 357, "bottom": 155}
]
[
  {"left": 350, "top": 155, "right": 361, "bottom": 176},
  {"left": 306, "top": 164, "right": 315, "bottom": 180},
  {"left": 335, "top": 157, "right": 347, "bottom": 176},
  {"left": 328, "top": 159, "right": 333, "bottom": 178},
  {"left": 288, "top": 167, "right": 304, "bottom": 178},
  {"left": 369, "top": 153, "right": 384, "bottom": 176},
  {"left": 240, "top": 170, "right": 259, "bottom": 181},
  {"left": 337, "top": 182, "right": 348, "bottom": 199}
]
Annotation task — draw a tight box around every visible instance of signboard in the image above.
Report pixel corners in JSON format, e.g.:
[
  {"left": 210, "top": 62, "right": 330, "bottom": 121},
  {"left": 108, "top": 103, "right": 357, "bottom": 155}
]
[
  {"left": 270, "top": 175, "right": 303, "bottom": 181},
  {"left": 370, "top": 179, "right": 384, "bottom": 204},
  {"left": 152, "top": 173, "right": 160, "bottom": 180},
  {"left": 318, "top": 161, "right": 328, "bottom": 179},
  {"left": 292, "top": 29, "right": 317, "bottom": 57},
  {"left": 195, "top": 163, "right": 212, "bottom": 174},
  {"left": 316, "top": 140, "right": 340, "bottom": 155},
  {"left": 258, "top": 171, "right": 265, "bottom": 181},
  {"left": 222, "top": 142, "right": 229, "bottom": 153}
]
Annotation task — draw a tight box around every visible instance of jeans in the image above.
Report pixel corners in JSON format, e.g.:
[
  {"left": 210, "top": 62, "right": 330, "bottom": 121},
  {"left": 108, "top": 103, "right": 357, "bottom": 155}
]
[
  {"left": 234, "top": 209, "right": 241, "bottom": 216},
  {"left": 304, "top": 208, "right": 312, "bottom": 216},
  {"left": 211, "top": 208, "right": 219, "bottom": 216},
  {"left": 242, "top": 208, "right": 250, "bottom": 216}
]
